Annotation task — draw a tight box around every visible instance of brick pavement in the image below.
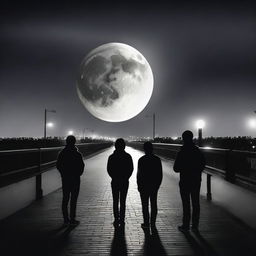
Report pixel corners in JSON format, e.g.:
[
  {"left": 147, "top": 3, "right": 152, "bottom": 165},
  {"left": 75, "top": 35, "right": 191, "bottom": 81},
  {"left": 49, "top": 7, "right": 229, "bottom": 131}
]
[{"left": 1, "top": 146, "right": 256, "bottom": 256}]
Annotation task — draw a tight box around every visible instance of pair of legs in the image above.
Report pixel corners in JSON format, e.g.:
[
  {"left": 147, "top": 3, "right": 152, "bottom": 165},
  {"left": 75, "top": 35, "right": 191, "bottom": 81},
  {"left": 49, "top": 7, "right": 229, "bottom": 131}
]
[
  {"left": 140, "top": 190, "right": 158, "bottom": 226},
  {"left": 179, "top": 182, "right": 201, "bottom": 229},
  {"left": 111, "top": 180, "right": 129, "bottom": 224},
  {"left": 62, "top": 178, "right": 80, "bottom": 223}
]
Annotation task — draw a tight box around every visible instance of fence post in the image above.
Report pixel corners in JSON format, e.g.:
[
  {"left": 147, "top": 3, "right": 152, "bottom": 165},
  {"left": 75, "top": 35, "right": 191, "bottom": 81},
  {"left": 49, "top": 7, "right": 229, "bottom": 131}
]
[
  {"left": 206, "top": 173, "right": 212, "bottom": 201},
  {"left": 36, "top": 148, "right": 43, "bottom": 200}
]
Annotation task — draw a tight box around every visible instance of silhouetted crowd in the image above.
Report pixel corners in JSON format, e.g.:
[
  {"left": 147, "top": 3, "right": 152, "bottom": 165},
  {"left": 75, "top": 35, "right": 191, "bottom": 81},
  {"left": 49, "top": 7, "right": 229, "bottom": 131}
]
[{"left": 56, "top": 130, "right": 205, "bottom": 232}]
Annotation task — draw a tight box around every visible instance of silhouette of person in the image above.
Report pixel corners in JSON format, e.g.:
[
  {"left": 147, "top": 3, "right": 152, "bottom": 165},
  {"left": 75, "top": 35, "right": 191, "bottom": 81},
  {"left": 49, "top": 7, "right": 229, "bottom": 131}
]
[
  {"left": 107, "top": 138, "right": 133, "bottom": 227},
  {"left": 56, "top": 135, "right": 84, "bottom": 226},
  {"left": 173, "top": 130, "right": 205, "bottom": 232},
  {"left": 137, "top": 142, "right": 163, "bottom": 228}
]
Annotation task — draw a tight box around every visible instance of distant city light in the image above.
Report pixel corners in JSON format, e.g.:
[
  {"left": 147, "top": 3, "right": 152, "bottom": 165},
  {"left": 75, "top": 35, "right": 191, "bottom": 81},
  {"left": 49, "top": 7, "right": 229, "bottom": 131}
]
[
  {"left": 172, "top": 136, "right": 178, "bottom": 140},
  {"left": 248, "top": 118, "right": 256, "bottom": 129},
  {"left": 46, "top": 122, "right": 54, "bottom": 128},
  {"left": 68, "top": 130, "right": 74, "bottom": 135},
  {"left": 196, "top": 120, "right": 205, "bottom": 129}
]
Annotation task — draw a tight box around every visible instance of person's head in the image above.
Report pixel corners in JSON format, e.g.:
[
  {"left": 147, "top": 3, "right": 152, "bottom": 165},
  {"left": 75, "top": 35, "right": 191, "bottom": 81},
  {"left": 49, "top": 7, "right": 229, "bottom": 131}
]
[
  {"left": 115, "top": 138, "right": 125, "bottom": 151},
  {"left": 144, "top": 141, "right": 153, "bottom": 155},
  {"left": 66, "top": 135, "right": 76, "bottom": 146},
  {"left": 182, "top": 130, "right": 193, "bottom": 144}
]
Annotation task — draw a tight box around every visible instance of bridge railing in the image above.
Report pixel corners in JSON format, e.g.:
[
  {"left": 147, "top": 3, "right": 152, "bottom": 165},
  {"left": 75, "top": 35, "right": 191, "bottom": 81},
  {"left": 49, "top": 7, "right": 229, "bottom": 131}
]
[
  {"left": 128, "top": 142, "right": 256, "bottom": 198},
  {"left": 0, "top": 142, "right": 113, "bottom": 192}
]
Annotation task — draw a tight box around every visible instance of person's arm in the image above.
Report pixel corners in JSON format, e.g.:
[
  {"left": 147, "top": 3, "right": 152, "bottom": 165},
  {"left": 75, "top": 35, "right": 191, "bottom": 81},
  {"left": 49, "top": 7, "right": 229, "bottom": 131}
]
[
  {"left": 173, "top": 151, "right": 182, "bottom": 173},
  {"left": 153, "top": 158, "right": 163, "bottom": 190},
  {"left": 107, "top": 156, "right": 113, "bottom": 178},
  {"left": 137, "top": 159, "right": 142, "bottom": 192},
  {"left": 127, "top": 155, "right": 134, "bottom": 178},
  {"left": 158, "top": 158, "right": 163, "bottom": 187},
  {"left": 56, "top": 151, "right": 64, "bottom": 174},
  {"left": 78, "top": 153, "right": 85, "bottom": 176}
]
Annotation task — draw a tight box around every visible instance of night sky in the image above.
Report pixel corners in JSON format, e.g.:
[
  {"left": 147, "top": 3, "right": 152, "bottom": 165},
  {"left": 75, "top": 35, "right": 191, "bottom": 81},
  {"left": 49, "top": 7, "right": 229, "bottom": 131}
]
[{"left": 1, "top": 1, "right": 256, "bottom": 139}]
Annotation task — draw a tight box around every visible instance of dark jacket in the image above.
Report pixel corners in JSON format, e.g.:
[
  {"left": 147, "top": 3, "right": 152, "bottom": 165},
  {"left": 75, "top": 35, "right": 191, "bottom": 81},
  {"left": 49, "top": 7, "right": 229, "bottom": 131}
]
[
  {"left": 137, "top": 154, "right": 163, "bottom": 193},
  {"left": 173, "top": 143, "right": 205, "bottom": 185},
  {"left": 107, "top": 150, "right": 133, "bottom": 182},
  {"left": 56, "top": 146, "right": 85, "bottom": 180}
]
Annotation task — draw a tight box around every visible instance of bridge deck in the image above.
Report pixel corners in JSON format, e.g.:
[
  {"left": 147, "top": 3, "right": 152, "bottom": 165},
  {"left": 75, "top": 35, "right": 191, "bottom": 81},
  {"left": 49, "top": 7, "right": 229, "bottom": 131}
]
[{"left": 1, "top": 147, "right": 256, "bottom": 256}]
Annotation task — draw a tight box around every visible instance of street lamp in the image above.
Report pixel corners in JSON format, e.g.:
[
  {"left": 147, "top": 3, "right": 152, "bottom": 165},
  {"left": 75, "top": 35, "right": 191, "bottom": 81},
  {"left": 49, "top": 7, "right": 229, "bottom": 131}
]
[
  {"left": 68, "top": 130, "right": 74, "bottom": 135},
  {"left": 196, "top": 119, "right": 205, "bottom": 147},
  {"left": 248, "top": 118, "right": 256, "bottom": 129},
  {"left": 44, "top": 109, "right": 56, "bottom": 139},
  {"left": 37, "top": 109, "right": 56, "bottom": 200},
  {"left": 46, "top": 122, "right": 54, "bottom": 128}
]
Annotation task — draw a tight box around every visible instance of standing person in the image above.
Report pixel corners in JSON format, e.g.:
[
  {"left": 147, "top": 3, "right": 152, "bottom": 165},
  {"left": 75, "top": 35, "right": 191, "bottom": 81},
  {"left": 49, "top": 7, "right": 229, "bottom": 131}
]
[
  {"left": 56, "top": 135, "right": 85, "bottom": 226},
  {"left": 137, "top": 142, "right": 163, "bottom": 229},
  {"left": 107, "top": 138, "right": 133, "bottom": 227},
  {"left": 173, "top": 130, "right": 205, "bottom": 232}
]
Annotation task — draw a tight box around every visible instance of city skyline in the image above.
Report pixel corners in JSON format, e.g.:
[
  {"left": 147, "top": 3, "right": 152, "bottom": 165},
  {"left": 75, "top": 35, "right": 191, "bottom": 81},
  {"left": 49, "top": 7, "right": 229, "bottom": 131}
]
[{"left": 1, "top": 1, "right": 256, "bottom": 138}]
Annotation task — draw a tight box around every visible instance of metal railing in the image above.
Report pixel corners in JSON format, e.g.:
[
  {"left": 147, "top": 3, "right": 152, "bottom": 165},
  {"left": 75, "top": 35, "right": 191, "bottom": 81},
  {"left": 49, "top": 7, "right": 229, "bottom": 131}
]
[
  {"left": 2, "top": 141, "right": 256, "bottom": 201},
  {"left": 128, "top": 142, "right": 256, "bottom": 199},
  {"left": 0, "top": 142, "right": 113, "bottom": 198}
]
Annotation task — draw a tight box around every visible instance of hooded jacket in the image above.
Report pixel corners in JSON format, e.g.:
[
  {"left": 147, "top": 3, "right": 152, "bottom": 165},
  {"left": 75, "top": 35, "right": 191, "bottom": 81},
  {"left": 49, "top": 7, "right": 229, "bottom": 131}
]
[
  {"left": 107, "top": 149, "right": 133, "bottom": 182},
  {"left": 56, "top": 145, "right": 84, "bottom": 179}
]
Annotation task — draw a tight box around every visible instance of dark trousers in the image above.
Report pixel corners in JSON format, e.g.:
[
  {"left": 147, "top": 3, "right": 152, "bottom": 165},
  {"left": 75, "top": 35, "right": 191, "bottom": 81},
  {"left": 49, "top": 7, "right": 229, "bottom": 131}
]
[
  {"left": 62, "top": 178, "right": 80, "bottom": 222},
  {"left": 111, "top": 180, "right": 129, "bottom": 222},
  {"left": 140, "top": 190, "right": 158, "bottom": 225},
  {"left": 179, "top": 182, "right": 201, "bottom": 228}
]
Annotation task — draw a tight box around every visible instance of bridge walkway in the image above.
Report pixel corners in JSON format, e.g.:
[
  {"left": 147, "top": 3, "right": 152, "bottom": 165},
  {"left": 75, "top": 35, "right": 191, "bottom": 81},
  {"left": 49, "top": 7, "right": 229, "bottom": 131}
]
[{"left": 0, "top": 146, "right": 256, "bottom": 256}]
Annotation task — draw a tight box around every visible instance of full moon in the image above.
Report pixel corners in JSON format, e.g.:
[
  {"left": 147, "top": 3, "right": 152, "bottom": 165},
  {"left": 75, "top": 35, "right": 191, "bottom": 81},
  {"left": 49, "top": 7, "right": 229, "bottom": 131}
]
[{"left": 77, "top": 43, "right": 154, "bottom": 122}]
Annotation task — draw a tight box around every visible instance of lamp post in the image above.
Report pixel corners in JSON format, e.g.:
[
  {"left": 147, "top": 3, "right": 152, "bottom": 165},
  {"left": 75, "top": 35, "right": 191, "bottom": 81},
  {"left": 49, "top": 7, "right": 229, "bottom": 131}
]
[
  {"left": 250, "top": 112, "right": 256, "bottom": 147},
  {"left": 37, "top": 109, "right": 56, "bottom": 200},
  {"left": 44, "top": 109, "right": 56, "bottom": 139},
  {"left": 254, "top": 111, "right": 256, "bottom": 141},
  {"left": 146, "top": 113, "right": 156, "bottom": 141},
  {"left": 196, "top": 120, "right": 205, "bottom": 147},
  {"left": 153, "top": 113, "right": 155, "bottom": 140}
]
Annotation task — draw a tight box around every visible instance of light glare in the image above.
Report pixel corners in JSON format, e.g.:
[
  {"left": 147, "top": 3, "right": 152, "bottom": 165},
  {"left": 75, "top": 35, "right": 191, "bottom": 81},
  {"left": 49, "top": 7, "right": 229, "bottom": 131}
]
[
  {"left": 47, "top": 122, "right": 54, "bottom": 128},
  {"left": 68, "top": 130, "right": 74, "bottom": 135},
  {"left": 196, "top": 120, "right": 205, "bottom": 129},
  {"left": 248, "top": 119, "right": 256, "bottom": 129}
]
